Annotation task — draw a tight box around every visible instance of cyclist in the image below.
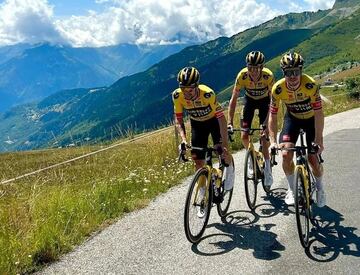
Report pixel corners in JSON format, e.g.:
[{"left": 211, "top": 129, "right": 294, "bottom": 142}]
[
  {"left": 173, "top": 66, "right": 231, "bottom": 168},
  {"left": 173, "top": 67, "right": 232, "bottom": 216},
  {"left": 268, "top": 51, "right": 326, "bottom": 207},
  {"left": 228, "top": 51, "right": 274, "bottom": 187}
]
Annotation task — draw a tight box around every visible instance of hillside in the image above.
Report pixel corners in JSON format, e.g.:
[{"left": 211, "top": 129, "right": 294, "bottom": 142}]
[
  {"left": 0, "top": 43, "right": 190, "bottom": 111},
  {"left": 0, "top": 0, "right": 359, "bottom": 151}
]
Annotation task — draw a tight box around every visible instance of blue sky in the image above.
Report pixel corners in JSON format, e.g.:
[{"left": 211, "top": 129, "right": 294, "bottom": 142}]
[{"left": 0, "top": 0, "right": 336, "bottom": 47}]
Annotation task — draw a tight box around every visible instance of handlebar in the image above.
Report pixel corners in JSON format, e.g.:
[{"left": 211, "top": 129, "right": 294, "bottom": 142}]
[{"left": 270, "top": 144, "right": 324, "bottom": 166}]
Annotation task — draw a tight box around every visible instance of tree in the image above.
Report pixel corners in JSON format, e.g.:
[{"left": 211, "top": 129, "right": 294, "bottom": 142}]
[{"left": 345, "top": 77, "right": 360, "bottom": 99}]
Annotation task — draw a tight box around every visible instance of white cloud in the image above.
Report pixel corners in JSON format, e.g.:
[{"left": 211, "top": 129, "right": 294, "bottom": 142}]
[
  {"left": 304, "top": 0, "right": 335, "bottom": 11},
  {"left": 0, "top": 0, "right": 67, "bottom": 45},
  {"left": 4, "top": 0, "right": 337, "bottom": 47},
  {"left": 55, "top": 0, "right": 281, "bottom": 47}
]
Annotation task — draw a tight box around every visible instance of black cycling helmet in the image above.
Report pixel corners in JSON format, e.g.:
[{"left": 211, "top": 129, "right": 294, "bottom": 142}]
[
  {"left": 280, "top": 52, "right": 304, "bottom": 70},
  {"left": 246, "top": 51, "right": 265, "bottom": 66},
  {"left": 177, "top": 67, "right": 200, "bottom": 87}
]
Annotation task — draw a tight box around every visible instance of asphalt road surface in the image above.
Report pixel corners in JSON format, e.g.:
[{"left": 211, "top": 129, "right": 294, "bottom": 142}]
[{"left": 41, "top": 108, "right": 360, "bottom": 275}]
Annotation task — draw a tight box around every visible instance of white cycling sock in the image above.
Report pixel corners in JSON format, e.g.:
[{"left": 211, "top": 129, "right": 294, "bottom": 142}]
[
  {"left": 286, "top": 174, "right": 295, "bottom": 191},
  {"left": 315, "top": 176, "right": 323, "bottom": 191}
]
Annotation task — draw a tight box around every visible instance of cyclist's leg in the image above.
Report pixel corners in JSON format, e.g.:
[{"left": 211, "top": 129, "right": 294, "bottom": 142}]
[
  {"left": 258, "top": 96, "right": 271, "bottom": 159},
  {"left": 190, "top": 119, "right": 207, "bottom": 171},
  {"left": 241, "top": 96, "right": 255, "bottom": 149},
  {"left": 279, "top": 113, "right": 299, "bottom": 204},
  {"left": 303, "top": 118, "right": 326, "bottom": 207}
]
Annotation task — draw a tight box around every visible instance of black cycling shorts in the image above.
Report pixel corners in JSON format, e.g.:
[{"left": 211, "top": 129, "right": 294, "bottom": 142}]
[
  {"left": 241, "top": 96, "right": 270, "bottom": 131},
  {"left": 190, "top": 117, "right": 221, "bottom": 159},
  {"left": 279, "top": 112, "right": 315, "bottom": 153}
]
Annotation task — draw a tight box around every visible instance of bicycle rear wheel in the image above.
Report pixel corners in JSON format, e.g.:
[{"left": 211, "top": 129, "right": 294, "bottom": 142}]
[
  {"left": 184, "top": 167, "right": 212, "bottom": 243},
  {"left": 217, "top": 157, "right": 235, "bottom": 218},
  {"left": 244, "top": 150, "right": 257, "bottom": 210},
  {"left": 294, "top": 167, "right": 310, "bottom": 248}
]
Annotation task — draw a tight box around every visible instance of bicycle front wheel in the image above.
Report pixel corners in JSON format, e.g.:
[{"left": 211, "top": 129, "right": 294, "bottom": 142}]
[
  {"left": 184, "top": 167, "right": 212, "bottom": 243},
  {"left": 244, "top": 150, "right": 257, "bottom": 210},
  {"left": 217, "top": 157, "right": 235, "bottom": 218},
  {"left": 294, "top": 167, "right": 310, "bottom": 248}
]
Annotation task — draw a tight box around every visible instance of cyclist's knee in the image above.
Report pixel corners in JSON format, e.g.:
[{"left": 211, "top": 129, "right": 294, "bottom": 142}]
[{"left": 193, "top": 158, "right": 205, "bottom": 170}]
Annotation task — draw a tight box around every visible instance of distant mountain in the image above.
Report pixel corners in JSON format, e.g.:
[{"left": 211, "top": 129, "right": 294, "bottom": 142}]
[
  {"left": 0, "top": 42, "right": 190, "bottom": 111},
  {"left": 0, "top": 0, "right": 359, "bottom": 151}
]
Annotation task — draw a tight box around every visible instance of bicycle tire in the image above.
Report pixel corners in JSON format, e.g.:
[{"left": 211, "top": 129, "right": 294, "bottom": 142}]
[
  {"left": 217, "top": 157, "right": 235, "bottom": 217},
  {"left": 184, "top": 167, "right": 212, "bottom": 243},
  {"left": 244, "top": 149, "right": 257, "bottom": 210},
  {"left": 294, "top": 167, "right": 310, "bottom": 248}
]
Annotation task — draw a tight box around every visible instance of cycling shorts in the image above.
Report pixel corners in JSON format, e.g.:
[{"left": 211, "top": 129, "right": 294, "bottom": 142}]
[
  {"left": 190, "top": 117, "right": 221, "bottom": 159},
  {"left": 279, "top": 112, "right": 316, "bottom": 154},
  {"left": 241, "top": 95, "right": 270, "bottom": 131}
]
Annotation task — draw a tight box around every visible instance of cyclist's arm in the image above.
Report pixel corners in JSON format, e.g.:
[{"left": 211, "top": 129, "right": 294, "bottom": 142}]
[
  {"left": 269, "top": 88, "right": 280, "bottom": 144},
  {"left": 314, "top": 109, "right": 324, "bottom": 148},
  {"left": 174, "top": 115, "right": 187, "bottom": 143},
  {"left": 172, "top": 90, "right": 186, "bottom": 143},
  {"left": 218, "top": 115, "right": 229, "bottom": 150},
  {"left": 228, "top": 74, "right": 242, "bottom": 126},
  {"left": 268, "top": 112, "right": 278, "bottom": 145},
  {"left": 228, "top": 87, "right": 240, "bottom": 126}
]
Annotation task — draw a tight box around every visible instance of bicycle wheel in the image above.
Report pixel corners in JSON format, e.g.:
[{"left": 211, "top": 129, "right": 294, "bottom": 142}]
[
  {"left": 217, "top": 157, "right": 235, "bottom": 217},
  {"left": 294, "top": 167, "right": 310, "bottom": 248},
  {"left": 184, "top": 167, "right": 212, "bottom": 243},
  {"left": 244, "top": 149, "right": 257, "bottom": 210}
]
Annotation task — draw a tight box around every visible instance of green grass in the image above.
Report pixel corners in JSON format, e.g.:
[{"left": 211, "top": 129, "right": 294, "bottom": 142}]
[{"left": 0, "top": 94, "right": 359, "bottom": 273}]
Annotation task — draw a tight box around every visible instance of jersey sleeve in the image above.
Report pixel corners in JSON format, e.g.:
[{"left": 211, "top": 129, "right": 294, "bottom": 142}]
[
  {"left": 206, "top": 90, "right": 224, "bottom": 119},
  {"left": 270, "top": 83, "right": 282, "bottom": 114},
  {"left": 307, "top": 82, "right": 322, "bottom": 110},
  {"left": 172, "top": 89, "right": 183, "bottom": 119},
  {"left": 234, "top": 71, "right": 244, "bottom": 91}
]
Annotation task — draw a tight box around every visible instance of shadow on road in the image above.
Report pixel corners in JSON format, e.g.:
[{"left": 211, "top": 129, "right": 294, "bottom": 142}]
[
  {"left": 190, "top": 188, "right": 289, "bottom": 260},
  {"left": 305, "top": 206, "right": 360, "bottom": 262}
]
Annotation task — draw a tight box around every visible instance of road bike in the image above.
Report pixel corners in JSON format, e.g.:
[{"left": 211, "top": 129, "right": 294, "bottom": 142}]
[
  {"left": 271, "top": 129, "right": 323, "bottom": 248},
  {"left": 180, "top": 145, "right": 234, "bottom": 243},
  {"left": 229, "top": 125, "right": 271, "bottom": 210}
]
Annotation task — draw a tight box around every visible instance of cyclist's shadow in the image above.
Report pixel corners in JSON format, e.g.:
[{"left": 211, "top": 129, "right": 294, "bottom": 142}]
[
  {"left": 191, "top": 209, "right": 285, "bottom": 260},
  {"left": 306, "top": 205, "right": 360, "bottom": 262}
]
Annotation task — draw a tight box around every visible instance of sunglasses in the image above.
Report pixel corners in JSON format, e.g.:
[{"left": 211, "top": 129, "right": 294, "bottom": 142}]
[
  {"left": 247, "top": 65, "right": 263, "bottom": 72},
  {"left": 283, "top": 69, "right": 301, "bottom": 77},
  {"left": 180, "top": 87, "right": 196, "bottom": 93}
]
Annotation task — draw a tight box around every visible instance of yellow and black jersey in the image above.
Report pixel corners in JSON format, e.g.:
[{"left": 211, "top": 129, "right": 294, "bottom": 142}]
[
  {"left": 270, "top": 74, "right": 322, "bottom": 120},
  {"left": 234, "top": 67, "right": 274, "bottom": 100},
  {"left": 172, "top": 84, "right": 224, "bottom": 122}
]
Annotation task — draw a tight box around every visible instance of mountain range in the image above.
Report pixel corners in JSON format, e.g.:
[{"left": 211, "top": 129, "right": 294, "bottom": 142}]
[
  {"left": 0, "top": 42, "right": 190, "bottom": 111},
  {"left": 0, "top": 0, "right": 359, "bottom": 152}
]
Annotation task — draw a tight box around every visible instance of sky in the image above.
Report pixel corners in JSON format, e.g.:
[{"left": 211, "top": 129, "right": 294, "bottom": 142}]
[{"left": 0, "top": 0, "right": 336, "bottom": 48}]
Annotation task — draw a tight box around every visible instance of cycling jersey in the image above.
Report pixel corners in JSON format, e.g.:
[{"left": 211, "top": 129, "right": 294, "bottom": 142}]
[
  {"left": 172, "top": 84, "right": 224, "bottom": 122},
  {"left": 270, "top": 74, "right": 322, "bottom": 120},
  {"left": 234, "top": 67, "right": 274, "bottom": 100}
]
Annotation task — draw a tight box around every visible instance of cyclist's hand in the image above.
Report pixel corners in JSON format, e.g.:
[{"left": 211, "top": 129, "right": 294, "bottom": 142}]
[
  {"left": 269, "top": 143, "right": 278, "bottom": 154},
  {"left": 312, "top": 142, "right": 324, "bottom": 154},
  {"left": 222, "top": 147, "right": 232, "bottom": 166},
  {"left": 227, "top": 124, "right": 234, "bottom": 135},
  {"left": 178, "top": 141, "right": 187, "bottom": 154}
]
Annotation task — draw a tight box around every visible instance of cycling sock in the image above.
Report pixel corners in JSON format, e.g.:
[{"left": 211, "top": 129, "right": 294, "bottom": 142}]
[
  {"left": 286, "top": 174, "right": 295, "bottom": 191},
  {"left": 315, "top": 176, "right": 323, "bottom": 191}
]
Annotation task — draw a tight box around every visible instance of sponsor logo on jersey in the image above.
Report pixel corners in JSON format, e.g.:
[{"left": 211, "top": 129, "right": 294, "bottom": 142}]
[
  {"left": 305, "top": 83, "right": 314, "bottom": 89},
  {"left": 275, "top": 86, "right": 282, "bottom": 95},
  {"left": 187, "top": 105, "right": 212, "bottom": 118},
  {"left": 204, "top": 92, "right": 212, "bottom": 99},
  {"left": 173, "top": 91, "right": 180, "bottom": 99},
  {"left": 287, "top": 98, "right": 312, "bottom": 113}
]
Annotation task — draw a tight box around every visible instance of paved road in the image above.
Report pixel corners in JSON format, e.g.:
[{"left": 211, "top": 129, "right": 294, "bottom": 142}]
[{"left": 41, "top": 108, "right": 360, "bottom": 275}]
